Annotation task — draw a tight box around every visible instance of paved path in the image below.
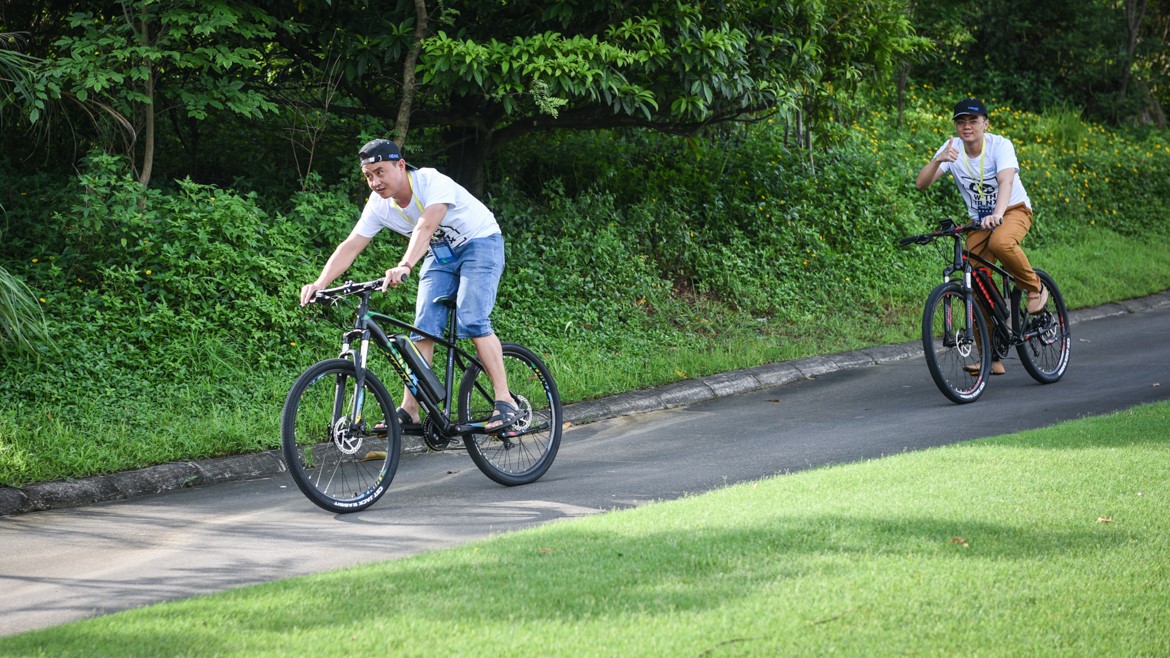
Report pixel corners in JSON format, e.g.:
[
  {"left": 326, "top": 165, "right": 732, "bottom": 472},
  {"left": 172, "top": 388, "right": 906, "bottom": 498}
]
[{"left": 1, "top": 293, "right": 1167, "bottom": 636}]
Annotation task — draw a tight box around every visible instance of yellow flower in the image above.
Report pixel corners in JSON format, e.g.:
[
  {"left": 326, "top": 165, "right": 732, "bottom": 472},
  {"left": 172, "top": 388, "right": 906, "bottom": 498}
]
[
  {"left": 146, "top": 270, "right": 152, "bottom": 275},
  {"left": 31, "top": 258, "right": 38, "bottom": 263},
  {"left": 39, "top": 298, "right": 46, "bottom": 303},
  {"left": 290, "top": 342, "right": 297, "bottom": 347}
]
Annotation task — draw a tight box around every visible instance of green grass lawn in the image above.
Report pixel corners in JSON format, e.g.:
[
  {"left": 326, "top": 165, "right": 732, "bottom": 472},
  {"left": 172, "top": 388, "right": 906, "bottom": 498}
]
[{"left": 3, "top": 400, "right": 1168, "bottom": 657}]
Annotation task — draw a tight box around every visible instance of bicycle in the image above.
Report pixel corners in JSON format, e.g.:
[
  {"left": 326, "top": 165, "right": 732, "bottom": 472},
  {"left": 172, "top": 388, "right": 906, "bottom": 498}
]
[
  {"left": 899, "top": 219, "right": 1071, "bottom": 404},
  {"left": 280, "top": 277, "right": 562, "bottom": 513}
]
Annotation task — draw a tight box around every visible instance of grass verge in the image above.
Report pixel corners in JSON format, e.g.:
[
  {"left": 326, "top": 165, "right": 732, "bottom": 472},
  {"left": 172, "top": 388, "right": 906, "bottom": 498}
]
[{"left": 3, "top": 400, "right": 1167, "bottom": 656}]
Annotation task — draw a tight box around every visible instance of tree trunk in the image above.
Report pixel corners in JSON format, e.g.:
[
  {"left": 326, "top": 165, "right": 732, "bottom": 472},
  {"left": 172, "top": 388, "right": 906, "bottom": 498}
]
[
  {"left": 138, "top": 66, "right": 155, "bottom": 188},
  {"left": 392, "top": 0, "right": 428, "bottom": 147},
  {"left": 895, "top": 64, "right": 908, "bottom": 128},
  {"left": 1118, "top": 0, "right": 1148, "bottom": 113},
  {"left": 442, "top": 124, "right": 492, "bottom": 198},
  {"left": 136, "top": 16, "right": 154, "bottom": 188}
]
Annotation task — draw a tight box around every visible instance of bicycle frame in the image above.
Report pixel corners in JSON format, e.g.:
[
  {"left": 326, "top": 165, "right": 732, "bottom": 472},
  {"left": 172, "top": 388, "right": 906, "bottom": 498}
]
[
  {"left": 332, "top": 285, "right": 487, "bottom": 438},
  {"left": 938, "top": 228, "right": 1048, "bottom": 352}
]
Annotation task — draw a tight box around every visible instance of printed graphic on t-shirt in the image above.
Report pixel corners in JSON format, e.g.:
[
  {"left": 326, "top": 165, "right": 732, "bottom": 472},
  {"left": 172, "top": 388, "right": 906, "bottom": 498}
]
[
  {"left": 434, "top": 225, "right": 468, "bottom": 248},
  {"left": 960, "top": 178, "right": 997, "bottom": 218},
  {"left": 949, "top": 163, "right": 998, "bottom": 219}
]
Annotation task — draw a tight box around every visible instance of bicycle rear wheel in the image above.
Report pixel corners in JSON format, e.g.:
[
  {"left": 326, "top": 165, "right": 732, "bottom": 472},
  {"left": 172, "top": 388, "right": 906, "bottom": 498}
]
[
  {"left": 281, "top": 358, "right": 401, "bottom": 513},
  {"left": 922, "top": 282, "right": 991, "bottom": 404},
  {"left": 1016, "top": 269, "right": 1070, "bottom": 384},
  {"left": 457, "top": 342, "right": 562, "bottom": 486}
]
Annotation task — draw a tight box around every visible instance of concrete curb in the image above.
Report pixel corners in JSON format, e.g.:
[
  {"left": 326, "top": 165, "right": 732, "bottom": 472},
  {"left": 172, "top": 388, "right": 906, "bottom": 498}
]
[{"left": 3, "top": 291, "right": 1168, "bottom": 517}]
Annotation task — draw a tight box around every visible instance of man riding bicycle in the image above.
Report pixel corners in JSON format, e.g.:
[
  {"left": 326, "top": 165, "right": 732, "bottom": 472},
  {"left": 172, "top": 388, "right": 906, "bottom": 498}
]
[
  {"left": 299, "top": 139, "right": 518, "bottom": 433},
  {"left": 915, "top": 98, "right": 1049, "bottom": 376}
]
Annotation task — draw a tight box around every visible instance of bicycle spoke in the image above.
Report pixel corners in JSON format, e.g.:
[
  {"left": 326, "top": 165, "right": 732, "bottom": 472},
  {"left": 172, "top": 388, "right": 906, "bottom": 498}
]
[
  {"left": 1015, "top": 271, "right": 1070, "bottom": 384},
  {"left": 458, "top": 343, "right": 561, "bottom": 486},
  {"left": 281, "top": 360, "right": 400, "bottom": 513},
  {"left": 922, "top": 284, "right": 989, "bottom": 403}
]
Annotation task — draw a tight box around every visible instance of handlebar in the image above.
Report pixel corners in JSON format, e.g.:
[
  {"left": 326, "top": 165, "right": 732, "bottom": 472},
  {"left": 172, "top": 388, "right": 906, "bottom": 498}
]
[
  {"left": 311, "top": 274, "right": 409, "bottom": 304},
  {"left": 898, "top": 219, "right": 982, "bottom": 246}
]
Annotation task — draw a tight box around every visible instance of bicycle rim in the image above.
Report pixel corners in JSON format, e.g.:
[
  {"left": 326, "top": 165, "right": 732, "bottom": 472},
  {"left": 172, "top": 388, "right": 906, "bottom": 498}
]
[
  {"left": 458, "top": 343, "right": 562, "bottom": 486},
  {"left": 280, "top": 359, "right": 400, "bottom": 513},
  {"left": 922, "top": 283, "right": 990, "bottom": 404},
  {"left": 1016, "top": 270, "right": 1071, "bottom": 384}
]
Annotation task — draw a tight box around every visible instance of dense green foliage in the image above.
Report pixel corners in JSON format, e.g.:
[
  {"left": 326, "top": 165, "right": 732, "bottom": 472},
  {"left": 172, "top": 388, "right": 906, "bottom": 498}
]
[
  {"left": 2, "top": 88, "right": 1170, "bottom": 487},
  {"left": 2, "top": 0, "right": 922, "bottom": 195},
  {"left": 909, "top": 0, "right": 1170, "bottom": 125}
]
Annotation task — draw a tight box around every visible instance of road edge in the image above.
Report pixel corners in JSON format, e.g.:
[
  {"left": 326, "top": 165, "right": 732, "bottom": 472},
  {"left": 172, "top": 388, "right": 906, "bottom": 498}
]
[{"left": 3, "top": 290, "right": 1168, "bottom": 517}]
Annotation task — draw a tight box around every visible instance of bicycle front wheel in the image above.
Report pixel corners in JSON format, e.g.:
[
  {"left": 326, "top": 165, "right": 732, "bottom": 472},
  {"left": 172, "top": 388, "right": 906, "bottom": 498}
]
[
  {"left": 457, "top": 342, "right": 562, "bottom": 486},
  {"left": 1016, "top": 269, "right": 1070, "bottom": 384},
  {"left": 922, "top": 282, "right": 991, "bottom": 404},
  {"left": 280, "top": 358, "right": 401, "bottom": 513}
]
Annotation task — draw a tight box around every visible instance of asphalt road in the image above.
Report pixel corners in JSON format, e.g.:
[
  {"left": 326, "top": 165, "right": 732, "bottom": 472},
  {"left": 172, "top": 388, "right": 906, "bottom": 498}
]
[{"left": 1, "top": 298, "right": 1167, "bottom": 637}]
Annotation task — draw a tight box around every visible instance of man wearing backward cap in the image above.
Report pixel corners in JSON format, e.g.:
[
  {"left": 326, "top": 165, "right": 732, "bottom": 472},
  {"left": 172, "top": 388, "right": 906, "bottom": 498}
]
[{"left": 300, "top": 139, "right": 518, "bottom": 432}]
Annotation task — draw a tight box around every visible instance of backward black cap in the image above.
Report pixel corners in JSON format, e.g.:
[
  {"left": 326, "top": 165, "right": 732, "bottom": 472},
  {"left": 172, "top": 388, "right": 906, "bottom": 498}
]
[
  {"left": 358, "top": 139, "right": 401, "bottom": 164},
  {"left": 358, "top": 139, "right": 416, "bottom": 169}
]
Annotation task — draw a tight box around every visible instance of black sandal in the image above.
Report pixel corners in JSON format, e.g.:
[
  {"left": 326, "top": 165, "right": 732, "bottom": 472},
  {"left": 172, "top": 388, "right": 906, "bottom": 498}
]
[
  {"left": 374, "top": 408, "right": 420, "bottom": 433},
  {"left": 395, "top": 408, "right": 416, "bottom": 426},
  {"left": 485, "top": 400, "right": 520, "bottom": 434}
]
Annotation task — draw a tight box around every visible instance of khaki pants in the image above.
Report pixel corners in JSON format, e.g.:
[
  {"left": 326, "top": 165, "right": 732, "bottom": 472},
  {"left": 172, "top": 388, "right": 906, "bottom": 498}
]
[{"left": 965, "top": 202, "right": 1041, "bottom": 294}]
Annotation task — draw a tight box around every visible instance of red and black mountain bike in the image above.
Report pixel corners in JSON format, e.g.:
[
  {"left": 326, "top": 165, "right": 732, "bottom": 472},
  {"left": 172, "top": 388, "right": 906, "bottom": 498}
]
[{"left": 900, "top": 219, "right": 1071, "bottom": 403}]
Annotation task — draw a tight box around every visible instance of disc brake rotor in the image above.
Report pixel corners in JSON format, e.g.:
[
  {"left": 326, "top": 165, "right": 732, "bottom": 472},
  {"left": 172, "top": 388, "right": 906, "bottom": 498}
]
[{"left": 332, "top": 417, "right": 363, "bottom": 455}]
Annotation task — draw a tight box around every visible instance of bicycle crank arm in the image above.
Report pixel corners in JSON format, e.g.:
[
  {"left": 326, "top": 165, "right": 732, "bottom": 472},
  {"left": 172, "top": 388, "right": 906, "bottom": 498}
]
[{"left": 451, "top": 420, "right": 552, "bottom": 438}]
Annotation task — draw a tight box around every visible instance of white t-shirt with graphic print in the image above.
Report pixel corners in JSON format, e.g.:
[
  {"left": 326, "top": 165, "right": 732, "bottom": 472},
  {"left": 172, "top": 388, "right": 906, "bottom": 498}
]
[
  {"left": 353, "top": 168, "right": 501, "bottom": 248},
  {"left": 935, "top": 132, "right": 1031, "bottom": 222}
]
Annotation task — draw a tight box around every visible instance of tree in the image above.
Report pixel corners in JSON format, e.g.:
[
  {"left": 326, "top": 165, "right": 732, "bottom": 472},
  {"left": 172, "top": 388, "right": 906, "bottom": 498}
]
[
  {"left": 11, "top": 0, "right": 278, "bottom": 187},
  {"left": 910, "top": 0, "right": 1169, "bottom": 125},
  {"left": 263, "top": 0, "right": 922, "bottom": 194}
]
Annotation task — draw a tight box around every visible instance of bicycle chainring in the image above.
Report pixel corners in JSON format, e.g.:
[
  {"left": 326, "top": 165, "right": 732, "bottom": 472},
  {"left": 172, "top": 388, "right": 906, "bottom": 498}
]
[
  {"left": 993, "top": 329, "right": 1011, "bottom": 358},
  {"left": 421, "top": 417, "right": 453, "bottom": 451}
]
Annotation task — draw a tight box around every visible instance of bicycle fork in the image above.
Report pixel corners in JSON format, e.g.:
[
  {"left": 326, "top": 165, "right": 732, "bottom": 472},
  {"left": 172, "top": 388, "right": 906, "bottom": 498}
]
[
  {"left": 940, "top": 263, "right": 979, "bottom": 352},
  {"left": 330, "top": 327, "right": 375, "bottom": 442}
]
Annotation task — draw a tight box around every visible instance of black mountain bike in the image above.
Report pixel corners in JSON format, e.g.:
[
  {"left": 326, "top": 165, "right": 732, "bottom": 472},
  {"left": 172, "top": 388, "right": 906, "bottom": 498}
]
[
  {"left": 280, "top": 278, "right": 562, "bottom": 513},
  {"left": 900, "top": 219, "right": 1071, "bottom": 404}
]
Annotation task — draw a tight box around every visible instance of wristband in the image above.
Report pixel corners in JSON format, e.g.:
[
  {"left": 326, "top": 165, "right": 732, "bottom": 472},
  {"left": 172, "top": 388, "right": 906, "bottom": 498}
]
[{"left": 397, "top": 260, "right": 413, "bottom": 271}]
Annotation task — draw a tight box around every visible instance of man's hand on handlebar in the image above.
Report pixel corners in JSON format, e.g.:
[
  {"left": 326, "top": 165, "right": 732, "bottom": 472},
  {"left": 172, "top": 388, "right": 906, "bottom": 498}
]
[
  {"left": 381, "top": 266, "right": 411, "bottom": 291},
  {"left": 300, "top": 282, "right": 327, "bottom": 307}
]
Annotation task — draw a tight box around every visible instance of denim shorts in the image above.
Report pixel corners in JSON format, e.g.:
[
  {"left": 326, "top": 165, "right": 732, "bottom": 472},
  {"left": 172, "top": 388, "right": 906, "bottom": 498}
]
[{"left": 413, "top": 233, "right": 504, "bottom": 340}]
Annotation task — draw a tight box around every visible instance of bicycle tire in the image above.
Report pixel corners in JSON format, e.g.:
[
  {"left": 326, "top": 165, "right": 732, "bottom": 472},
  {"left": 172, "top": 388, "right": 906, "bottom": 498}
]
[
  {"left": 457, "top": 342, "right": 562, "bottom": 486},
  {"left": 1016, "top": 269, "right": 1071, "bottom": 384},
  {"left": 922, "top": 282, "right": 992, "bottom": 404},
  {"left": 280, "top": 358, "right": 401, "bottom": 513}
]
